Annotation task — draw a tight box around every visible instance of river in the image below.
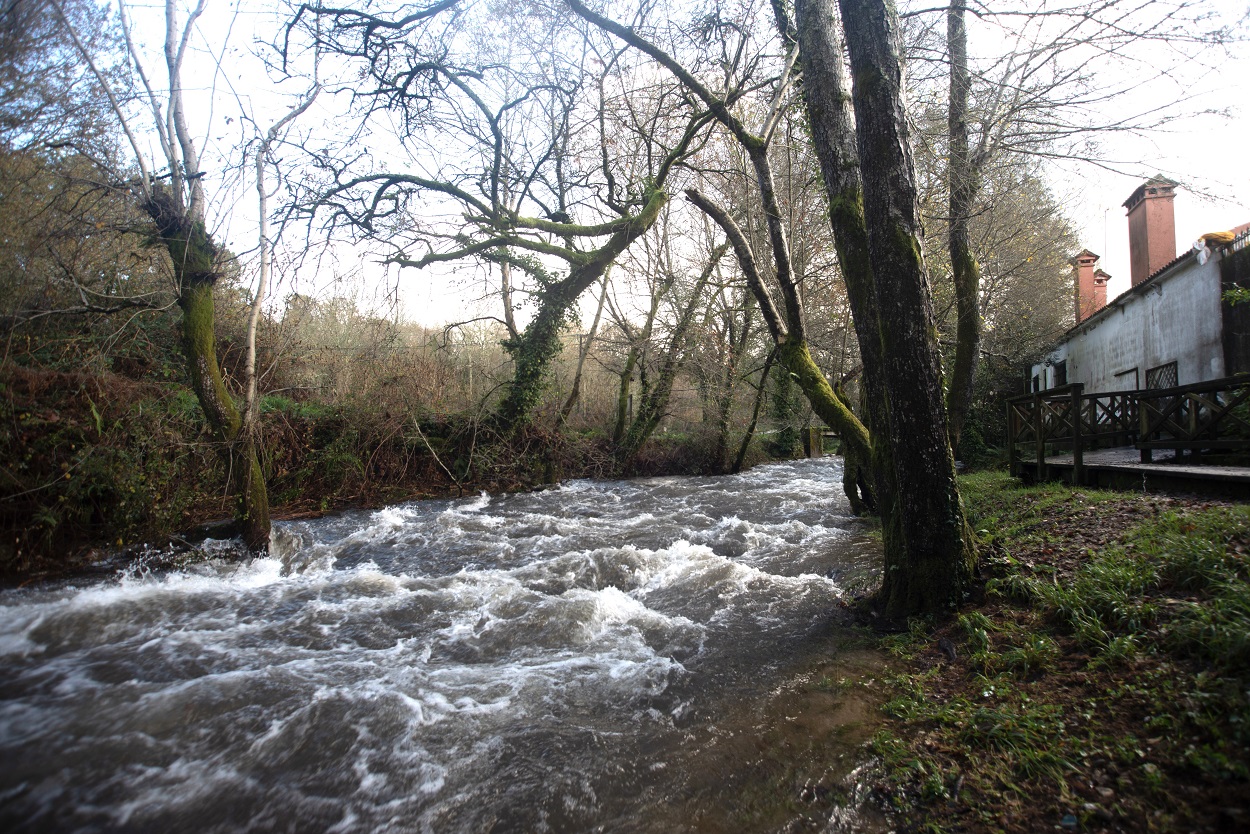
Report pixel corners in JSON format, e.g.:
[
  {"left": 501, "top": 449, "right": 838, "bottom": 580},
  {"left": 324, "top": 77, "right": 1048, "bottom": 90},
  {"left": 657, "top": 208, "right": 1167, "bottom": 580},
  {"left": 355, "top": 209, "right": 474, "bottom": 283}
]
[{"left": 1, "top": 458, "right": 889, "bottom": 832}]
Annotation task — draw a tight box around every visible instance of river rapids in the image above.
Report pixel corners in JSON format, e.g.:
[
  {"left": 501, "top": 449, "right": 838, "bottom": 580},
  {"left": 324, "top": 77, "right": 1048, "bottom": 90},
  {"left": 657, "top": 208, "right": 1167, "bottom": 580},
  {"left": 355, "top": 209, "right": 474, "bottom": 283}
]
[{"left": 1, "top": 458, "right": 887, "bottom": 832}]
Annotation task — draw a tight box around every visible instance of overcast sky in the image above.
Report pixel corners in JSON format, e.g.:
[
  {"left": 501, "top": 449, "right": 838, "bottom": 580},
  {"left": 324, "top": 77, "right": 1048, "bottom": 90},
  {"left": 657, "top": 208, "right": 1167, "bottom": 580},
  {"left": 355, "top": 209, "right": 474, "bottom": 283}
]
[{"left": 125, "top": 0, "right": 1250, "bottom": 326}]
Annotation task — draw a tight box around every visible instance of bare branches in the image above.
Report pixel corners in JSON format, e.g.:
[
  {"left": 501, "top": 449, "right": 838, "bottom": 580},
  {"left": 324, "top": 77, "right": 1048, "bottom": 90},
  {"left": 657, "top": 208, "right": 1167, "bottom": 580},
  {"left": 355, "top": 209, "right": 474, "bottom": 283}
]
[
  {"left": 286, "top": 0, "right": 464, "bottom": 59},
  {"left": 47, "top": 0, "right": 152, "bottom": 200},
  {"left": 684, "top": 187, "right": 787, "bottom": 342},
  {"left": 906, "top": 0, "right": 1239, "bottom": 179},
  {"left": 247, "top": 81, "right": 322, "bottom": 433}
]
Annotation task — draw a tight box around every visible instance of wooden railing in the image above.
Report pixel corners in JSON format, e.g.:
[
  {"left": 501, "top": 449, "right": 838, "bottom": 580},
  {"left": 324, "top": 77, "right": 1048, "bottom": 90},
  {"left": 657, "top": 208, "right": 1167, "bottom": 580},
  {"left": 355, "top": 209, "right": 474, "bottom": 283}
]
[
  {"left": 1007, "top": 384, "right": 1137, "bottom": 482},
  {"left": 1138, "top": 377, "right": 1250, "bottom": 461},
  {"left": 1007, "top": 375, "right": 1250, "bottom": 480}
]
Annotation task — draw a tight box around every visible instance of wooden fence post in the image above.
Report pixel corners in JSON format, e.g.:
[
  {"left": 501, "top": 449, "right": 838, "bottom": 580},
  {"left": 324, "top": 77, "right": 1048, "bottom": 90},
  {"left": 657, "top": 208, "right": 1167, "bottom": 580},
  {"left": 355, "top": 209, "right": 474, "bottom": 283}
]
[
  {"left": 1034, "top": 393, "right": 1047, "bottom": 482},
  {"left": 1071, "top": 383, "right": 1084, "bottom": 486},
  {"left": 1006, "top": 400, "right": 1018, "bottom": 477}
]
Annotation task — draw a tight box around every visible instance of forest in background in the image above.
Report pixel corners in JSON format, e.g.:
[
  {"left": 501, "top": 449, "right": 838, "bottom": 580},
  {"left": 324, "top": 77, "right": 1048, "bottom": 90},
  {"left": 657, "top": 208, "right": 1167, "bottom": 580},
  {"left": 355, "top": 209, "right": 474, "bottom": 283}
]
[
  {"left": 0, "top": 137, "right": 1074, "bottom": 578},
  {"left": 2, "top": 0, "right": 1231, "bottom": 589}
]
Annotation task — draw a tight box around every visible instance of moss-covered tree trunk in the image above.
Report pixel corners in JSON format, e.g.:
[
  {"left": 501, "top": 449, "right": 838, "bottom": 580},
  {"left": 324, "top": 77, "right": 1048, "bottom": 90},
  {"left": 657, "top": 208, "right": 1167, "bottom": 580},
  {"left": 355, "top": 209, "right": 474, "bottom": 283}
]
[
  {"left": 944, "top": 0, "right": 983, "bottom": 456},
  {"left": 612, "top": 349, "right": 640, "bottom": 445},
  {"left": 836, "top": 0, "right": 975, "bottom": 618},
  {"left": 795, "top": 0, "right": 899, "bottom": 534},
  {"left": 493, "top": 191, "right": 668, "bottom": 431},
  {"left": 774, "top": 339, "right": 871, "bottom": 468},
  {"left": 684, "top": 187, "right": 875, "bottom": 511},
  {"left": 150, "top": 193, "right": 270, "bottom": 552},
  {"left": 833, "top": 384, "right": 875, "bottom": 515}
]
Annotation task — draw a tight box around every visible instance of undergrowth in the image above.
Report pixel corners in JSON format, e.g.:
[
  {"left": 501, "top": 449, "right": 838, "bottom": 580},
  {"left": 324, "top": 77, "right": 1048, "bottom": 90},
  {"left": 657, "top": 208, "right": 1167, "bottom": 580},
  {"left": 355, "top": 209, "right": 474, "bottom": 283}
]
[
  {"left": 874, "top": 471, "right": 1250, "bottom": 833},
  {"left": 1, "top": 364, "right": 750, "bottom": 579}
]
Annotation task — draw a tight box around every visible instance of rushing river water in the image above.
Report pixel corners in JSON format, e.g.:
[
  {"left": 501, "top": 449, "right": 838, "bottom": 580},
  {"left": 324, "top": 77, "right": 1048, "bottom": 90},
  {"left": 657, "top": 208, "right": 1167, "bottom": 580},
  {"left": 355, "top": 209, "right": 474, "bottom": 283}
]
[{"left": 1, "top": 458, "right": 888, "bottom": 833}]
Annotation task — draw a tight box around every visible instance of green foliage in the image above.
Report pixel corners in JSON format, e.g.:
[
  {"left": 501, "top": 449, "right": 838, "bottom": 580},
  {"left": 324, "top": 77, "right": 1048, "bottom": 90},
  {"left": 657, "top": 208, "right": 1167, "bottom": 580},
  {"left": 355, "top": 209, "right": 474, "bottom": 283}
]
[
  {"left": 1002, "top": 505, "right": 1250, "bottom": 675},
  {"left": 1000, "top": 634, "right": 1060, "bottom": 677},
  {"left": 1, "top": 367, "right": 219, "bottom": 571},
  {"left": 260, "top": 394, "right": 332, "bottom": 420},
  {"left": 958, "top": 610, "right": 993, "bottom": 655},
  {"left": 767, "top": 369, "right": 803, "bottom": 459},
  {"left": 1222, "top": 286, "right": 1250, "bottom": 306}
]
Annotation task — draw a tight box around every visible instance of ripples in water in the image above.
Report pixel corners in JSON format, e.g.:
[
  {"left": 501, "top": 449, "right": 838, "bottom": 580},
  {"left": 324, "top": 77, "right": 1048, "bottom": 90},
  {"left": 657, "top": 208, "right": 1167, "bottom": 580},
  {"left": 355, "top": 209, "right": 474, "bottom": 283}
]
[{"left": 0, "top": 458, "right": 886, "bottom": 832}]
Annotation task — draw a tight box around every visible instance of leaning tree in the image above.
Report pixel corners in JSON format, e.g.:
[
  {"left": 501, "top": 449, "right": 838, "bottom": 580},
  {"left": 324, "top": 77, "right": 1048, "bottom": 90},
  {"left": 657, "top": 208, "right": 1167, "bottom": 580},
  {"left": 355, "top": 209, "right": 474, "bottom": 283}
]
[
  {"left": 51, "top": 0, "right": 274, "bottom": 550},
  {"left": 565, "top": 0, "right": 879, "bottom": 511},
  {"left": 289, "top": 0, "right": 715, "bottom": 433}
]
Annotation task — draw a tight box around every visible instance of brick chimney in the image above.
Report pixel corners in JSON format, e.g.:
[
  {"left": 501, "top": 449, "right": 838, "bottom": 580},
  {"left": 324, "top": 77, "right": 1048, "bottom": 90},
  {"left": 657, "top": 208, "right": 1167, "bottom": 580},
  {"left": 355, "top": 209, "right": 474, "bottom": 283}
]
[
  {"left": 1072, "top": 249, "right": 1109, "bottom": 323},
  {"left": 1093, "top": 267, "right": 1110, "bottom": 311},
  {"left": 1123, "top": 176, "right": 1178, "bottom": 286}
]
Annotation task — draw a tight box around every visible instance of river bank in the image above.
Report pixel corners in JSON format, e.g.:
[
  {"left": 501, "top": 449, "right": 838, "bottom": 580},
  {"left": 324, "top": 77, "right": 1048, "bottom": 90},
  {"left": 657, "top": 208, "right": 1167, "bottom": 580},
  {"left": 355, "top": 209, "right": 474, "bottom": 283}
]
[
  {"left": 873, "top": 471, "right": 1250, "bottom": 833},
  {"left": 2, "top": 364, "right": 776, "bottom": 585}
]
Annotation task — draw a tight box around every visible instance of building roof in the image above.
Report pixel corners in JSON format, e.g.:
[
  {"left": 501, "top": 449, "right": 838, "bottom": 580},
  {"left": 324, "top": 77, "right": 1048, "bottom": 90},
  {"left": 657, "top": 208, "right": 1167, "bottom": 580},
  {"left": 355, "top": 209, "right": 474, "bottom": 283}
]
[
  {"left": 1056, "top": 249, "right": 1196, "bottom": 342},
  {"left": 1122, "top": 175, "right": 1179, "bottom": 211},
  {"left": 1038, "top": 227, "right": 1250, "bottom": 359}
]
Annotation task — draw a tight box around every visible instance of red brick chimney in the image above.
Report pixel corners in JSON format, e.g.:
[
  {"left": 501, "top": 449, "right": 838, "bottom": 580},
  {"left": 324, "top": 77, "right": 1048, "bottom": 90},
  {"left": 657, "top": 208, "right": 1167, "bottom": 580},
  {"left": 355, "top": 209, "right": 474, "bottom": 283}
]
[
  {"left": 1093, "top": 267, "right": 1110, "bottom": 310},
  {"left": 1123, "top": 176, "right": 1178, "bottom": 286},
  {"left": 1072, "top": 249, "right": 1108, "bottom": 323}
]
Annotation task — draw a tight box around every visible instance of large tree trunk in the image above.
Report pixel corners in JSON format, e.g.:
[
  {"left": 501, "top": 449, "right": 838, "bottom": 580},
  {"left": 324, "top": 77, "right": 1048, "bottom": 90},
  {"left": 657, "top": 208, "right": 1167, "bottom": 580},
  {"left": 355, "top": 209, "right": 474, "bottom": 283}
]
[
  {"left": 944, "top": 0, "right": 983, "bottom": 456},
  {"left": 838, "top": 0, "right": 974, "bottom": 617},
  {"left": 153, "top": 194, "right": 270, "bottom": 552},
  {"left": 794, "top": 0, "right": 897, "bottom": 525},
  {"left": 817, "top": 0, "right": 974, "bottom": 617}
]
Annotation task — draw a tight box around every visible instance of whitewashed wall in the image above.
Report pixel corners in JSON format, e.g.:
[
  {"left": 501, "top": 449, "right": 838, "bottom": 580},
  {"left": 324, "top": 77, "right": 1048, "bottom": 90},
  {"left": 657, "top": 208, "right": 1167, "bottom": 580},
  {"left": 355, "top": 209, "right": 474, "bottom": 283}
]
[{"left": 1032, "top": 251, "right": 1226, "bottom": 392}]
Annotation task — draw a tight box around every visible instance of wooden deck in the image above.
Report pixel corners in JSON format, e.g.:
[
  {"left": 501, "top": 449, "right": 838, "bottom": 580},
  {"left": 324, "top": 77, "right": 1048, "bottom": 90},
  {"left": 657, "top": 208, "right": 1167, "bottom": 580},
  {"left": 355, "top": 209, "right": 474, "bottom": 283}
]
[
  {"left": 1015, "top": 445, "right": 1250, "bottom": 497},
  {"left": 1007, "top": 376, "right": 1250, "bottom": 498}
]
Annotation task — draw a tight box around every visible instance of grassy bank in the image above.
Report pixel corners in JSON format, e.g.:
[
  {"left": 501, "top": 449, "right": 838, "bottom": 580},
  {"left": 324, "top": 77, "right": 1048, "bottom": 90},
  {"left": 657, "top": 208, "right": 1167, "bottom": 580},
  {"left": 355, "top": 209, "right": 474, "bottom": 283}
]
[{"left": 873, "top": 472, "right": 1250, "bottom": 833}]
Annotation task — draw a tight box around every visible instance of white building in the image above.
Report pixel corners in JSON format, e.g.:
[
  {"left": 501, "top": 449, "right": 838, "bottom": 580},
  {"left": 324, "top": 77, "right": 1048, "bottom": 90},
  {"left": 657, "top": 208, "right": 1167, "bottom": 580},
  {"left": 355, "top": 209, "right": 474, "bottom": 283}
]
[{"left": 1032, "top": 177, "right": 1250, "bottom": 394}]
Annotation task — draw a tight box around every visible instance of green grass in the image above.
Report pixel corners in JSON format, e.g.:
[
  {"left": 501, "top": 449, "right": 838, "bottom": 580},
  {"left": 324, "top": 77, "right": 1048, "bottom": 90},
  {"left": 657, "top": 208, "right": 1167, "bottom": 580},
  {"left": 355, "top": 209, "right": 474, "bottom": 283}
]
[{"left": 873, "top": 471, "right": 1250, "bottom": 832}]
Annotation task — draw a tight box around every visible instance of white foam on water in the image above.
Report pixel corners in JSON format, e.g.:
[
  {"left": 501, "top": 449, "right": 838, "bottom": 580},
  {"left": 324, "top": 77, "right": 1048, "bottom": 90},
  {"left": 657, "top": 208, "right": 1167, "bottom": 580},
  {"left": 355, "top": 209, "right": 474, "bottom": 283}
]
[
  {"left": 0, "top": 457, "right": 868, "bottom": 832},
  {"left": 440, "top": 491, "right": 491, "bottom": 516},
  {"left": 0, "top": 616, "right": 40, "bottom": 658},
  {"left": 631, "top": 539, "right": 755, "bottom": 594}
]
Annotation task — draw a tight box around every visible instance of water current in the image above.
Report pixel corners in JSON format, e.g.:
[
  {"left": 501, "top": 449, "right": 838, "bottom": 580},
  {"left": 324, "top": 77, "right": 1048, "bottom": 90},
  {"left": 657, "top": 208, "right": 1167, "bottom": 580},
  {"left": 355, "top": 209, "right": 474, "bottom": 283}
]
[{"left": 1, "top": 458, "right": 887, "bottom": 833}]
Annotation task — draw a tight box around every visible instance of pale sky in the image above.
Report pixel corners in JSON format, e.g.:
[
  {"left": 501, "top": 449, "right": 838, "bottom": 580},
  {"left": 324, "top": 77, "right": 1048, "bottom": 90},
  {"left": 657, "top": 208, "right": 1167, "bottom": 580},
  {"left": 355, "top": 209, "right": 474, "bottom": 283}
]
[
  {"left": 122, "top": 0, "right": 1250, "bottom": 327},
  {"left": 1053, "top": 42, "right": 1250, "bottom": 303}
]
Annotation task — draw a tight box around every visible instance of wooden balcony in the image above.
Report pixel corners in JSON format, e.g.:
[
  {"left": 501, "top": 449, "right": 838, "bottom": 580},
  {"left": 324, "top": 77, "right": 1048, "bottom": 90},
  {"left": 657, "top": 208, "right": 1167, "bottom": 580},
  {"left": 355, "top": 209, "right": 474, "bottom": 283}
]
[{"left": 1005, "top": 376, "right": 1250, "bottom": 496}]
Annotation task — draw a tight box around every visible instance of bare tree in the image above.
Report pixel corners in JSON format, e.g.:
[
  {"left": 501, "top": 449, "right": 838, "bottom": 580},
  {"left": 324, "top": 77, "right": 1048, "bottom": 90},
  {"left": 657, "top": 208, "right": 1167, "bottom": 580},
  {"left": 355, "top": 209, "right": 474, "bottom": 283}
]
[
  {"left": 246, "top": 84, "right": 320, "bottom": 443},
  {"left": 51, "top": 0, "right": 272, "bottom": 550},
  {"left": 1, "top": 0, "right": 118, "bottom": 153},
  {"left": 607, "top": 215, "right": 729, "bottom": 467},
  {"left": 908, "top": 0, "right": 1239, "bottom": 453},
  {"left": 566, "top": 0, "right": 877, "bottom": 509},
  {"left": 289, "top": 1, "right": 712, "bottom": 432}
]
